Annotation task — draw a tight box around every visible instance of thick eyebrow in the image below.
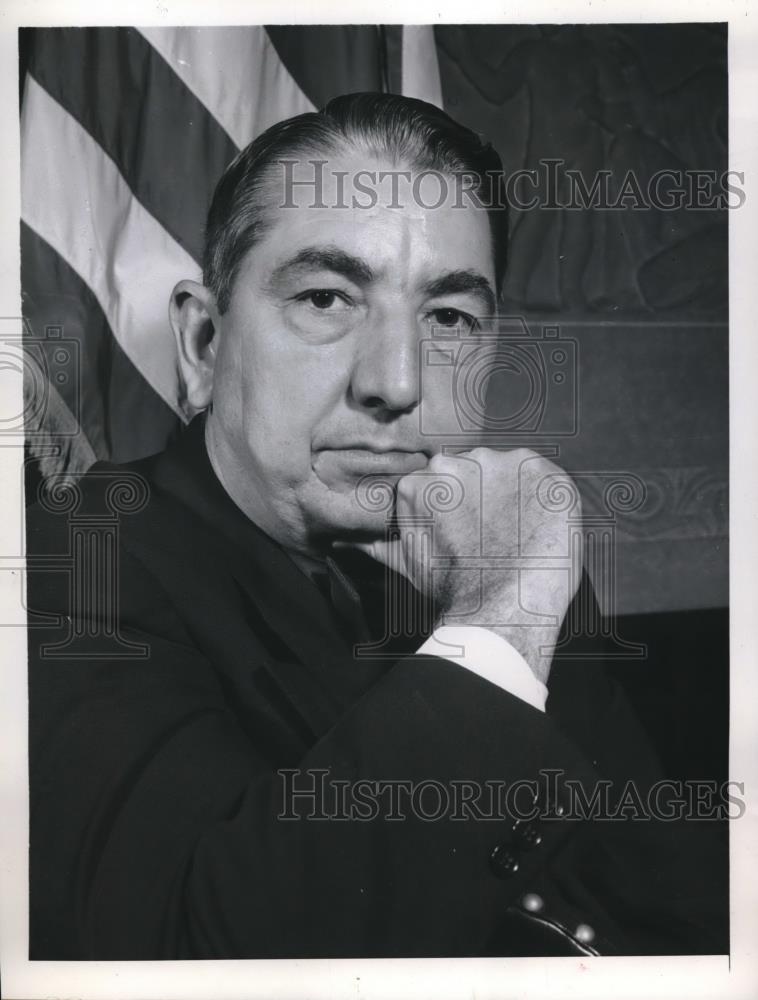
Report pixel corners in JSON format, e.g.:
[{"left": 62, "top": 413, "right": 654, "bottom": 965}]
[
  {"left": 268, "top": 245, "right": 375, "bottom": 287},
  {"left": 421, "top": 270, "right": 497, "bottom": 316}
]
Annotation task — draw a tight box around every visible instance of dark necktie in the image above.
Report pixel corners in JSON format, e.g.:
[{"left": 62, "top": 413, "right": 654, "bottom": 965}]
[{"left": 312, "top": 556, "right": 372, "bottom": 645}]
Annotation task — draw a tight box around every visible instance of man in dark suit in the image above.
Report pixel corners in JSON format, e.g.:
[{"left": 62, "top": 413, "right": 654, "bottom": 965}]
[{"left": 27, "top": 92, "right": 727, "bottom": 959}]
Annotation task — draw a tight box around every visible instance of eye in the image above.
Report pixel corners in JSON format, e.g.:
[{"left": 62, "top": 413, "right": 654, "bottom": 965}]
[
  {"left": 298, "top": 289, "right": 350, "bottom": 311},
  {"left": 286, "top": 287, "right": 359, "bottom": 344},
  {"left": 427, "top": 308, "right": 480, "bottom": 332}
]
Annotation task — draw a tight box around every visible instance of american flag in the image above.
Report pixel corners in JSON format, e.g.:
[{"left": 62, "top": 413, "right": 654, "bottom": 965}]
[{"left": 19, "top": 25, "right": 443, "bottom": 479}]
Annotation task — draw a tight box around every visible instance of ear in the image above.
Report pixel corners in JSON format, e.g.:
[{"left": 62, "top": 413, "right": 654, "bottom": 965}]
[{"left": 169, "top": 280, "right": 220, "bottom": 418}]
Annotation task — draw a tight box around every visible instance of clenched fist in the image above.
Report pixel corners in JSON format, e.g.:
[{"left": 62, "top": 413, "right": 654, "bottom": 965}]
[{"left": 353, "top": 448, "right": 583, "bottom": 685}]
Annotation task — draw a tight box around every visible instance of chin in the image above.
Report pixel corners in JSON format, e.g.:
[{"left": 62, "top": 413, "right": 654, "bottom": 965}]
[{"left": 305, "top": 483, "right": 396, "bottom": 542}]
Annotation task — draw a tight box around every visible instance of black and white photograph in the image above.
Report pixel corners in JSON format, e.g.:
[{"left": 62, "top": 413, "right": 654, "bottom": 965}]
[{"left": 0, "top": 4, "right": 756, "bottom": 999}]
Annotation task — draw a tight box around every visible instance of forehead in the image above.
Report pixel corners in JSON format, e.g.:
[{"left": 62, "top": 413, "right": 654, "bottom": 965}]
[{"left": 247, "top": 149, "right": 495, "bottom": 288}]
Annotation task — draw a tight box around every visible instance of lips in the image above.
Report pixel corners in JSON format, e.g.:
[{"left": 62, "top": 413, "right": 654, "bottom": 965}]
[
  {"left": 319, "top": 448, "right": 430, "bottom": 475},
  {"left": 312, "top": 447, "right": 430, "bottom": 491}
]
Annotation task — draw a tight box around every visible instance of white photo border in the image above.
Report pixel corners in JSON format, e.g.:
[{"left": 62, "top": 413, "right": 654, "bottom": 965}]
[{"left": 1, "top": 3, "right": 755, "bottom": 998}]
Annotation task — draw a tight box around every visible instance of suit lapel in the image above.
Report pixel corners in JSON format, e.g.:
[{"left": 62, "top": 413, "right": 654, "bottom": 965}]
[{"left": 141, "top": 418, "right": 399, "bottom": 740}]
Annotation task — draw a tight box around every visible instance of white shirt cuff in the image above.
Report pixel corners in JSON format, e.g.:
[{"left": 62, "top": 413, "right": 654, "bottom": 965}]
[{"left": 416, "top": 625, "right": 548, "bottom": 712}]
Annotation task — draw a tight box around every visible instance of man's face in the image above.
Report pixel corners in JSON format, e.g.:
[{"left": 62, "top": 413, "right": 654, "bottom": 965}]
[{"left": 205, "top": 149, "right": 497, "bottom": 553}]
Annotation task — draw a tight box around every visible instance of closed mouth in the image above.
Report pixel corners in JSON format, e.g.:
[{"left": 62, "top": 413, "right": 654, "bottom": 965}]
[{"left": 316, "top": 447, "right": 430, "bottom": 474}]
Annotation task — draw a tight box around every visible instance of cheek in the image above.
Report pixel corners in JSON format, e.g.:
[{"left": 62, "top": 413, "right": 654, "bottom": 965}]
[{"left": 219, "top": 321, "right": 351, "bottom": 460}]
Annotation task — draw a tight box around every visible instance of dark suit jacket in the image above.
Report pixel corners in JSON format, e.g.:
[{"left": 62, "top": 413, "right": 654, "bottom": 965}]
[{"left": 26, "top": 417, "right": 727, "bottom": 959}]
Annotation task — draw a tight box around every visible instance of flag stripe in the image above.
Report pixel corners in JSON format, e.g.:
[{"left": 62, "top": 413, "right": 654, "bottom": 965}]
[
  {"left": 21, "top": 75, "right": 197, "bottom": 418},
  {"left": 138, "top": 26, "right": 315, "bottom": 151},
  {"left": 265, "top": 26, "right": 384, "bottom": 109},
  {"left": 21, "top": 223, "right": 180, "bottom": 465},
  {"left": 25, "top": 27, "right": 236, "bottom": 264}
]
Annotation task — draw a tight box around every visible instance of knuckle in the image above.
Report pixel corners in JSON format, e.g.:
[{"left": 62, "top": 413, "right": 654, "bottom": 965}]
[
  {"left": 428, "top": 452, "right": 450, "bottom": 470},
  {"left": 459, "top": 446, "right": 493, "bottom": 472},
  {"left": 510, "top": 447, "right": 538, "bottom": 461}
]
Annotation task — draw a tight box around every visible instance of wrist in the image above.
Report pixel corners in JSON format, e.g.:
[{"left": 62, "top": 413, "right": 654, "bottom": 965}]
[{"left": 435, "top": 583, "right": 564, "bottom": 685}]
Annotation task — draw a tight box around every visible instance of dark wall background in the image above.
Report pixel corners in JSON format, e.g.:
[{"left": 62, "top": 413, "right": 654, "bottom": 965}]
[
  {"left": 437, "top": 23, "right": 727, "bottom": 316},
  {"left": 436, "top": 23, "right": 728, "bottom": 616}
]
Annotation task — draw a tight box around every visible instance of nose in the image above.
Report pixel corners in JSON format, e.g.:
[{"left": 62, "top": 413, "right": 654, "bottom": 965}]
[{"left": 349, "top": 311, "right": 420, "bottom": 417}]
